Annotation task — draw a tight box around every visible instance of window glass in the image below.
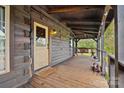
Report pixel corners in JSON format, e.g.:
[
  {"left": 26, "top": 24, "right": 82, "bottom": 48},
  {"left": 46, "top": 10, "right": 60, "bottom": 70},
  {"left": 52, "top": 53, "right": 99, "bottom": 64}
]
[
  {"left": 0, "top": 6, "right": 5, "bottom": 71},
  {"left": 36, "top": 26, "right": 46, "bottom": 47}
]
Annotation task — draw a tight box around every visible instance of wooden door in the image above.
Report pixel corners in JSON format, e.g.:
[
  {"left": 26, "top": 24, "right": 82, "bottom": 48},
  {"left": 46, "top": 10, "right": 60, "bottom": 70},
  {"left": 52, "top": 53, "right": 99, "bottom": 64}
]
[{"left": 34, "top": 22, "right": 48, "bottom": 70}]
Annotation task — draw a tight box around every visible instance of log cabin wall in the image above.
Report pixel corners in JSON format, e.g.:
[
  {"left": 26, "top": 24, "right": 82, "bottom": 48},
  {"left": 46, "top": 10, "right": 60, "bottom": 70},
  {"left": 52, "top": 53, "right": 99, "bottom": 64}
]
[
  {"left": 0, "top": 5, "right": 73, "bottom": 88},
  {"left": 0, "top": 6, "right": 32, "bottom": 88}
]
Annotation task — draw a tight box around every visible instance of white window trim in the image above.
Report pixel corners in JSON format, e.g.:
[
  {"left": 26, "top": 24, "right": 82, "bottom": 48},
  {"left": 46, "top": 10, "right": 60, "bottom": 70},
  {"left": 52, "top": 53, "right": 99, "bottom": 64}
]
[{"left": 0, "top": 5, "right": 10, "bottom": 75}]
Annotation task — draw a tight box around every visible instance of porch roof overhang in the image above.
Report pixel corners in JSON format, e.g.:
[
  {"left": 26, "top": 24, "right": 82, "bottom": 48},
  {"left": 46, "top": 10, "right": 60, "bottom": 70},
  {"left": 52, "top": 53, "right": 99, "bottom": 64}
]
[{"left": 43, "top": 5, "right": 114, "bottom": 39}]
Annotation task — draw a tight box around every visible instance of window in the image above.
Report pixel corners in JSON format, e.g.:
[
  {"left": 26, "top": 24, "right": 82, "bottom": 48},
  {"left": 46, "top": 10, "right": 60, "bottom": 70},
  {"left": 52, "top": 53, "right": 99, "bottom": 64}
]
[
  {"left": 0, "top": 6, "right": 10, "bottom": 75},
  {"left": 36, "top": 26, "right": 46, "bottom": 47}
]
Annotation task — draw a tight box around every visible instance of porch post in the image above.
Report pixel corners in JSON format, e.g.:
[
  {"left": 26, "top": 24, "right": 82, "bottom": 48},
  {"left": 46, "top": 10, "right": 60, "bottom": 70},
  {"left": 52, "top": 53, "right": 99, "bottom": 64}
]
[
  {"left": 97, "top": 38, "right": 100, "bottom": 61},
  {"left": 114, "top": 6, "right": 118, "bottom": 88},
  {"left": 101, "top": 21, "right": 105, "bottom": 75},
  {"left": 96, "top": 40, "right": 98, "bottom": 58},
  {"left": 99, "top": 37, "right": 101, "bottom": 63},
  {"left": 98, "top": 6, "right": 111, "bottom": 75},
  {"left": 74, "top": 39, "right": 80, "bottom": 55},
  {"left": 74, "top": 39, "right": 78, "bottom": 55},
  {"left": 72, "top": 38, "right": 75, "bottom": 56}
]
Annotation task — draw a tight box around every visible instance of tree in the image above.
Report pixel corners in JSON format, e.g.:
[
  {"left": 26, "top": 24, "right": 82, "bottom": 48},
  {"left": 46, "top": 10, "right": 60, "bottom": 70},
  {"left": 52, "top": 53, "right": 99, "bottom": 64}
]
[
  {"left": 77, "top": 39, "right": 96, "bottom": 48},
  {"left": 104, "top": 20, "right": 115, "bottom": 55}
]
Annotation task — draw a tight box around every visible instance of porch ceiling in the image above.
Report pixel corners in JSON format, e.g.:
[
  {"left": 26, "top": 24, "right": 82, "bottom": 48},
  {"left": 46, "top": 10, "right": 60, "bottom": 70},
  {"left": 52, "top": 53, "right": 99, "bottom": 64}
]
[{"left": 44, "top": 5, "right": 114, "bottom": 39}]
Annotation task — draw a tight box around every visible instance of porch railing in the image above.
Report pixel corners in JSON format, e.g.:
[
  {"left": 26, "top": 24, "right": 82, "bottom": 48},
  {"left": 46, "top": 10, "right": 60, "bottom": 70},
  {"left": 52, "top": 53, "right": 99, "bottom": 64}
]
[
  {"left": 75, "top": 48, "right": 120, "bottom": 87},
  {"left": 94, "top": 49, "right": 116, "bottom": 87}
]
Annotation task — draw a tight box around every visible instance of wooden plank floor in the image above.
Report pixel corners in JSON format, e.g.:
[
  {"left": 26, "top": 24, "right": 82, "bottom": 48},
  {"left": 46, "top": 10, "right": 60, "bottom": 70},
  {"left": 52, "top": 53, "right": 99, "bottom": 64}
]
[{"left": 23, "top": 55, "right": 109, "bottom": 88}]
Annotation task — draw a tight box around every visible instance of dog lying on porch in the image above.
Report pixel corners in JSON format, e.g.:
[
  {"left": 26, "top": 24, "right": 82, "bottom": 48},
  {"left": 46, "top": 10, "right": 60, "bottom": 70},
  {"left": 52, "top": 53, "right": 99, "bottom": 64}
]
[{"left": 91, "top": 62, "right": 101, "bottom": 73}]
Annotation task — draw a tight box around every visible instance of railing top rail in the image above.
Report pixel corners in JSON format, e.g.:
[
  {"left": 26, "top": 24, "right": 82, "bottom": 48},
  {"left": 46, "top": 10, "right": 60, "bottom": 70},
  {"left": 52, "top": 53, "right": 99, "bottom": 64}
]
[
  {"left": 108, "top": 55, "right": 115, "bottom": 59},
  {"left": 77, "top": 48, "right": 96, "bottom": 49},
  {"left": 96, "top": 48, "right": 107, "bottom": 53}
]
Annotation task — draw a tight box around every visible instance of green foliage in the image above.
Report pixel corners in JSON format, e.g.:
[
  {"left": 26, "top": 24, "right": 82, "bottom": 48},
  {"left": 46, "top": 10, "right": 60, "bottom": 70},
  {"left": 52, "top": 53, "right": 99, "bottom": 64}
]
[
  {"left": 77, "top": 20, "right": 115, "bottom": 53},
  {"left": 77, "top": 39, "right": 96, "bottom": 48},
  {"left": 104, "top": 20, "right": 115, "bottom": 55},
  {"left": 105, "top": 71, "right": 110, "bottom": 81}
]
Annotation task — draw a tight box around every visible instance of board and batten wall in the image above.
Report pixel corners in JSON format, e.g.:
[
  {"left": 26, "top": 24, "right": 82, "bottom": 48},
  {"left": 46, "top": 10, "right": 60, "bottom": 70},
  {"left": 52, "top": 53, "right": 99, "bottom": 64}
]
[
  {"left": 50, "top": 37, "right": 73, "bottom": 65},
  {"left": 0, "top": 6, "right": 32, "bottom": 88},
  {"left": 0, "top": 5, "right": 74, "bottom": 88}
]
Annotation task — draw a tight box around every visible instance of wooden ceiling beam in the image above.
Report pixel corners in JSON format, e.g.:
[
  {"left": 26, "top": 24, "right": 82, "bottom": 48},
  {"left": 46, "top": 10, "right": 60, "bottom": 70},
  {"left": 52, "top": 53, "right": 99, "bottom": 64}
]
[
  {"left": 75, "top": 33, "right": 96, "bottom": 36},
  {"left": 75, "top": 37, "right": 96, "bottom": 39},
  {"left": 64, "top": 21, "right": 110, "bottom": 25},
  {"left": 72, "top": 30, "right": 98, "bottom": 34},
  {"left": 61, "top": 18, "right": 101, "bottom": 22},
  {"left": 72, "top": 30, "right": 97, "bottom": 35},
  {"left": 71, "top": 27, "right": 98, "bottom": 30},
  {"left": 75, "top": 35, "right": 96, "bottom": 39},
  {"left": 48, "top": 6, "right": 103, "bottom": 14},
  {"left": 71, "top": 28, "right": 97, "bottom": 31},
  {"left": 72, "top": 30, "right": 97, "bottom": 39},
  {"left": 65, "top": 21, "right": 101, "bottom": 25},
  {"left": 80, "top": 31, "right": 98, "bottom": 34},
  {"left": 67, "top": 24, "right": 99, "bottom": 28}
]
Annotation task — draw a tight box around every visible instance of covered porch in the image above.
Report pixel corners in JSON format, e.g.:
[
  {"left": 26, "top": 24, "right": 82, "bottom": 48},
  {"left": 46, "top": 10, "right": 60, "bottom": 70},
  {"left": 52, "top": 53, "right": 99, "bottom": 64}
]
[
  {"left": 0, "top": 5, "right": 121, "bottom": 88},
  {"left": 22, "top": 55, "right": 108, "bottom": 88}
]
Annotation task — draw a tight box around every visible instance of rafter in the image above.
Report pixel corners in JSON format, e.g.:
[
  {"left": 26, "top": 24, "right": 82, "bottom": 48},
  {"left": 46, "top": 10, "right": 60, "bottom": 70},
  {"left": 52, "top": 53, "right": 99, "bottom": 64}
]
[
  {"left": 67, "top": 24, "right": 99, "bottom": 28},
  {"left": 72, "top": 30, "right": 98, "bottom": 34},
  {"left": 71, "top": 28, "right": 97, "bottom": 31},
  {"left": 71, "top": 27, "right": 98, "bottom": 31},
  {"left": 61, "top": 18, "right": 101, "bottom": 22},
  {"left": 83, "top": 31, "right": 98, "bottom": 34},
  {"left": 75, "top": 34, "right": 96, "bottom": 39},
  {"left": 65, "top": 21, "right": 101, "bottom": 25},
  {"left": 73, "top": 30, "right": 97, "bottom": 38}
]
